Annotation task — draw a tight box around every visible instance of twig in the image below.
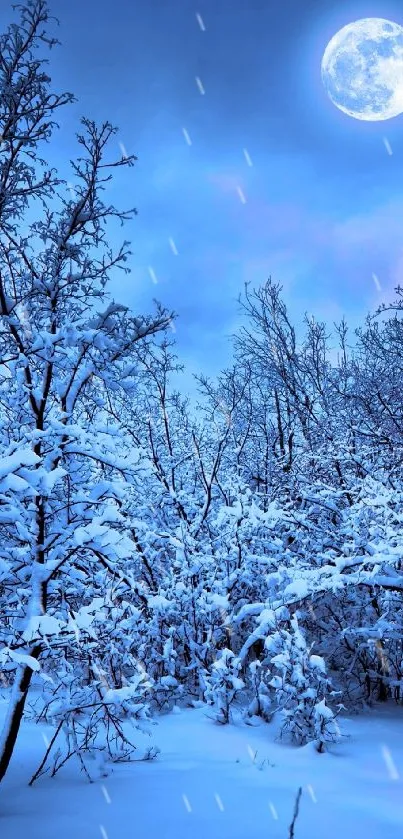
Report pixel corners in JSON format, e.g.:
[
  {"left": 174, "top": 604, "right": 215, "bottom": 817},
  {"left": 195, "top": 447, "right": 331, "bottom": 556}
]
[
  {"left": 29, "top": 720, "right": 63, "bottom": 785},
  {"left": 288, "top": 787, "right": 302, "bottom": 838}
]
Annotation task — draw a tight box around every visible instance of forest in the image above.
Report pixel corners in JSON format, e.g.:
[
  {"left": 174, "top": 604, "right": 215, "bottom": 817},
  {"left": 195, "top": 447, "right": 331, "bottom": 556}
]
[{"left": 0, "top": 3, "right": 402, "bottom": 836}]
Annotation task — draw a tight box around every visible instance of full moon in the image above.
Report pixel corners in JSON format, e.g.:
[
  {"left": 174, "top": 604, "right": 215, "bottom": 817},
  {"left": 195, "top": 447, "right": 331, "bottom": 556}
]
[{"left": 321, "top": 18, "right": 403, "bottom": 121}]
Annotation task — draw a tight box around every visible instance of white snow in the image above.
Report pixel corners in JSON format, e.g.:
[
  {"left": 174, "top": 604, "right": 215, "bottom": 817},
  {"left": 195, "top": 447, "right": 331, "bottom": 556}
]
[
  {"left": 0, "top": 699, "right": 402, "bottom": 839},
  {"left": 0, "top": 449, "right": 40, "bottom": 480},
  {"left": 309, "top": 655, "right": 326, "bottom": 673},
  {"left": 6, "top": 652, "right": 41, "bottom": 672},
  {"left": 283, "top": 579, "right": 309, "bottom": 600},
  {"left": 22, "top": 615, "right": 63, "bottom": 642}
]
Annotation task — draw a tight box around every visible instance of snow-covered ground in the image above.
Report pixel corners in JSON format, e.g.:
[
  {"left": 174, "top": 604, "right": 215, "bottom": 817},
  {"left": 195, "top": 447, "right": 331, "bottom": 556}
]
[{"left": 1, "top": 699, "right": 402, "bottom": 839}]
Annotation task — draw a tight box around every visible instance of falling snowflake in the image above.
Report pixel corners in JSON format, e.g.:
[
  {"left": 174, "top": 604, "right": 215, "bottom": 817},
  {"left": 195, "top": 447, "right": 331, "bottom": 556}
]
[
  {"left": 372, "top": 273, "right": 382, "bottom": 291},
  {"left": 381, "top": 744, "right": 399, "bottom": 780},
  {"left": 101, "top": 785, "right": 112, "bottom": 804},
  {"left": 195, "top": 76, "right": 205, "bottom": 95},
  {"left": 182, "top": 127, "right": 192, "bottom": 146},
  {"left": 196, "top": 12, "right": 206, "bottom": 31},
  {"left": 243, "top": 148, "right": 253, "bottom": 166},
  {"left": 169, "top": 237, "right": 179, "bottom": 255},
  {"left": 148, "top": 266, "right": 158, "bottom": 284},
  {"left": 269, "top": 802, "right": 278, "bottom": 820},
  {"left": 307, "top": 784, "right": 317, "bottom": 803},
  {"left": 119, "top": 141, "right": 128, "bottom": 159}
]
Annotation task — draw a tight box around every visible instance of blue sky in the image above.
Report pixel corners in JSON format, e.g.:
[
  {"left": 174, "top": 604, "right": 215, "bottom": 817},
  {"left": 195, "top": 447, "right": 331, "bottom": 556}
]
[{"left": 2, "top": 0, "right": 403, "bottom": 393}]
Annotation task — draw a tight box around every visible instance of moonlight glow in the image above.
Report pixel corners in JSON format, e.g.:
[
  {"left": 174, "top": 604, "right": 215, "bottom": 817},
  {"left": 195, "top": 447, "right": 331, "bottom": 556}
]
[{"left": 321, "top": 18, "right": 403, "bottom": 121}]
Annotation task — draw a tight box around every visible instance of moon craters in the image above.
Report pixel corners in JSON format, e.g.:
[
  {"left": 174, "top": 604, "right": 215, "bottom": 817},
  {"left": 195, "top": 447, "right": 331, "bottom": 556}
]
[{"left": 321, "top": 18, "right": 403, "bottom": 121}]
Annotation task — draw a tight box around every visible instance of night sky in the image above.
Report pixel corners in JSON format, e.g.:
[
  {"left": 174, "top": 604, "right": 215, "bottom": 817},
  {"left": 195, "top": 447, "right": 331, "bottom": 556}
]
[{"left": 2, "top": 0, "right": 403, "bottom": 396}]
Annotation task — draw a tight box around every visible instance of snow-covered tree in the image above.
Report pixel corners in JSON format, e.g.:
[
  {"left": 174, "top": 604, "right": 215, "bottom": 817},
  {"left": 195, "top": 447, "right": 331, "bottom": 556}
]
[{"left": 0, "top": 0, "right": 171, "bottom": 783}]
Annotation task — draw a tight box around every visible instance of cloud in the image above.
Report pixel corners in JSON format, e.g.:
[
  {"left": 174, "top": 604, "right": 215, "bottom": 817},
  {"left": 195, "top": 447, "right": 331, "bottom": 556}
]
[
  {"left": 111, "top": 136, "right": 403, "bottom": 387},
  {"left": 231, "top": 193, "right": 403, "bottom": 310}
]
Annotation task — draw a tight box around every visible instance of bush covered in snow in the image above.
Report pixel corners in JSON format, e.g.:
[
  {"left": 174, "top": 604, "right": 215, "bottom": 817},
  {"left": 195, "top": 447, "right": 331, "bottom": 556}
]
[
  {"left": 204, "top": 649, "right": 245, "bottom": 724},
  {"left": 267, "top": 617, "right": 342, "bottom": 749}
]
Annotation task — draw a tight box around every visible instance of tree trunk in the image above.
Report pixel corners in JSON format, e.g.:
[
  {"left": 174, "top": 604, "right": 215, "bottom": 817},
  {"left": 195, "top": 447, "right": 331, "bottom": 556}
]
[
  {"left": 377, "top": 678, "right": 388, "bottom": 702},
  {"left": 0, "top": 645, "right": 41, "bottom": 783}
]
